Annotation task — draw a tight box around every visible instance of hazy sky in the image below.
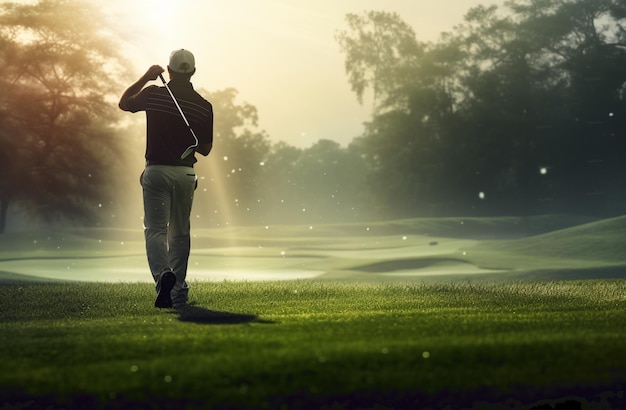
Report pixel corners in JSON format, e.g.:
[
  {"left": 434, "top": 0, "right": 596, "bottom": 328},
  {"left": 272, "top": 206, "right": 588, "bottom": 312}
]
[{"left": 111, "top": 0, "right": 505, "bottom": 148}]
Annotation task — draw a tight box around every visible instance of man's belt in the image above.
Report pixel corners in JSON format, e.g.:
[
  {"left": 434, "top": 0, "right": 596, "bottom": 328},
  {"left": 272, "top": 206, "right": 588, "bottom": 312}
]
[
  {"left": 146, "top": 160, "right": 193, "bottom": 167},
  {"left": 146, "top": 160, "right": 174, "bottom": 166}
]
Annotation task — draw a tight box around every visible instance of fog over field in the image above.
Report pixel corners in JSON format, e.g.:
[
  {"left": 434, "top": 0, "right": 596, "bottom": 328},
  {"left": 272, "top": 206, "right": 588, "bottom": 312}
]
[{"left": 2, "top": 216, "right": 625, "bottom": 284}]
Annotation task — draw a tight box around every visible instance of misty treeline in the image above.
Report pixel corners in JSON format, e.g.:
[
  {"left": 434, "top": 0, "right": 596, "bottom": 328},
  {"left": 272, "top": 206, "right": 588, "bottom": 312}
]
[
  {"left": 336, "top": 0, "right": 626, "bottom": 220},
  {"left": 1, "top": 0, "right": 626, "bottom": 233},
  {"left": 0, "top": 0, "right": 127, "bottom": 233}
]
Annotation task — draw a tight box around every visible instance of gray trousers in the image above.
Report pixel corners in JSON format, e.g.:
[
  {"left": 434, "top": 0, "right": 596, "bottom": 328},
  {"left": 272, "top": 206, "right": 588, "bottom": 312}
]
[{"left": 141, "top": 165, "right": 197, "bottom": 304}]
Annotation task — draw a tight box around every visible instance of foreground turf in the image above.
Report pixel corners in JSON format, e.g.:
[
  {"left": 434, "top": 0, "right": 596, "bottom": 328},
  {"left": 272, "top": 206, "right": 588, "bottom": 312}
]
[{"left": 0, "top": 280, "right": 625, "bottom": 409}]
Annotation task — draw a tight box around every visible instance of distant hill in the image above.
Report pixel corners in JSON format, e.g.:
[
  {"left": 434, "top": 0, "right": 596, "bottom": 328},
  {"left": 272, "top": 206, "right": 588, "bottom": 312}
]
[{"left": 483, "top": 215, "right": 626, "bottom": 263}]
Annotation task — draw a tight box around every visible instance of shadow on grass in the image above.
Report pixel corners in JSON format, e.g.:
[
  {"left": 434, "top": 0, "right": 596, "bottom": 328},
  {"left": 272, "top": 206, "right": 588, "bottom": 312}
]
[
  {"left": 352, "top": 257, "right": 475, "bottom": 272},
  {"left": 512, "top": 265, "right": 626, "bottom": 281},
  {"left": 169, "top": 303, "right": 274, "bottom": 325}
]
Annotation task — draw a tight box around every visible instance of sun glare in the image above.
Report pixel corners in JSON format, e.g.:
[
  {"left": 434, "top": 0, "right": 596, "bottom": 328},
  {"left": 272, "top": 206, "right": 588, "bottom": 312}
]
[
  {"left": 111, "top": 0, "right": 183, "bottom": 54},
  {"left": 110, "top": 0, "right": 216, "bottom": 72},
  {"left": 140, "top": 0, "right": 172, "bottom": 31}
]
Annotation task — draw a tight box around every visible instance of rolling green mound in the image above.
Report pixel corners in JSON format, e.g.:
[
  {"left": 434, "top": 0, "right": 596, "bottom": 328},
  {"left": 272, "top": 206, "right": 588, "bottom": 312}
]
[
  {"left": 462, "top": 215, "right": 626, "bottom": 279},
  {"left": 206, "top": 213, "right": 597, "bottom": 241},
  {"left": 0, "top": 214, "right": 623, "bottom": 283},
  {"left": 316, "top": 214, "right": 626, "bottom": 280},
  {"left": 480, "top": 215, "right": 626, "bottom": 262},
  {"left": 0, "top": 228, "right": 145, "bottom": 260}
]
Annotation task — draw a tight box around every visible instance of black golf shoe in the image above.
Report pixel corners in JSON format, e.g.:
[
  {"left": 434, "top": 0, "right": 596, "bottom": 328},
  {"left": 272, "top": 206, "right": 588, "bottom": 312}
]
[{"left": 155, "top": 271, "right": 176, "bottom": 308}]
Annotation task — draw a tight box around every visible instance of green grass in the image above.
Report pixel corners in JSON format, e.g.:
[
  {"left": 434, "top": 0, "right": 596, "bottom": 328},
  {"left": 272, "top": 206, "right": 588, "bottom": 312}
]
[
  {"left": 2, "top": 214, "right": 626, "bottom": 408},
  {"left": 1, "top": 280, "right": 625, "bottom": 409}
]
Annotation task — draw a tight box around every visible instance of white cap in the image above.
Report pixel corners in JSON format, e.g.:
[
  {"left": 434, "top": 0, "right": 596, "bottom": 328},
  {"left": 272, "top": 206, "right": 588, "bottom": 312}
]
[{"left": 169, "top": 49, "right": 195, "bottom": 74}]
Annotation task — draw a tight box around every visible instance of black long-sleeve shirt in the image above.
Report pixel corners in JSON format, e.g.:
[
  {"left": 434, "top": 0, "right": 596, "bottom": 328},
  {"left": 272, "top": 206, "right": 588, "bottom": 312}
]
[{"left": 125, "top": 79, "right": 213, "bottom": 167}]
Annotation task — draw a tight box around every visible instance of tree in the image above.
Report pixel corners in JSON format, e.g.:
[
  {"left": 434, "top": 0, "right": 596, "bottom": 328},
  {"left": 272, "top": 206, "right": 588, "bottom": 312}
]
[
  {"left": 336, "top": 11, "right": 423, "bottom": 112},
  {"left": 289, "top": 139, "right": 370, "bottom": 223},
  {"left": 500, "top": 0, "right": 626, "bottom": 214},
  {"left": 191, "top": 88, "right": 271, "bottom": 226},
  {"left": 338, "top": 1, "right": 626, "bottom": 218},
  {"left": 0, "top": 0, "right": 127, "bottom": 233},
  {"left": 445, "top": 0, "right": 626, "bottom": 215},
  {"left": 253, "top": 140, "right": 371, "bottom": 224},
  {"left": 338, "top": 11, "right": 466, "bottom": 216},
  {"left": 174, "top": 88, "right": 371, "bottom": 227},
  {"left": 452, "top": 4, "right": 540, "bottom": 214},
  {"left": 257, "top": 142, "right": 303, "bottom": 224}
]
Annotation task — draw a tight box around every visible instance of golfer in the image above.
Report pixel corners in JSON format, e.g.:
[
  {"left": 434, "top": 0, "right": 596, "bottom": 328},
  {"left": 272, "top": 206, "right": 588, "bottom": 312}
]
[{"left": 119, "top": 49, "right": 213, "bottom": 308}]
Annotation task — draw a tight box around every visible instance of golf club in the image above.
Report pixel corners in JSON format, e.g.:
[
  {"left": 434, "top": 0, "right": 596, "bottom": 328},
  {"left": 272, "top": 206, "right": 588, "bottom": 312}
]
[{"left": 158, "top": 73, "right": 198, "bottom": 159}]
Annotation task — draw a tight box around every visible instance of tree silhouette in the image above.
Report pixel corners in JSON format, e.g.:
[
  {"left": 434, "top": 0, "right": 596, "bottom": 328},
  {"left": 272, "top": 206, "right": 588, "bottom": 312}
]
[
  {"left": 338, "top": 0, "right": 626, "bottom": 218},
  {"left": 191, "top": 88, "right": 271, "bottom": 226},
  {"left": 0, "top": 0, "right": 127, "bottom": 233},
  {"left": 336, "top": 11, "right": 423, "bottom": 111}
]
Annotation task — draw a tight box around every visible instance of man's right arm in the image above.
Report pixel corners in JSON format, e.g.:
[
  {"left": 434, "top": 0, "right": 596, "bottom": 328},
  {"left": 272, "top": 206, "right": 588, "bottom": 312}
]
[
  {"left": 119, "top": 65, "right": 165, "bottom": 111},
  {"left": 196, "top": 104, "right": 214, "bottom": 156}
]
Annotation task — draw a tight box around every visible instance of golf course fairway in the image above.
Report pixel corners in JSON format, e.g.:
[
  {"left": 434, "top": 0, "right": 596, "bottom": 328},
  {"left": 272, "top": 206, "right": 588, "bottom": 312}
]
[{"left": 1, "top": 215, "right": 625, "bottom": 409}]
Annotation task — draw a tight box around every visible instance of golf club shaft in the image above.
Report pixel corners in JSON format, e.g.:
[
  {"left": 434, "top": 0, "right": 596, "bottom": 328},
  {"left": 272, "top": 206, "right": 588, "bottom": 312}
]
[{"left": 158, "top": 73, "right": 199, "bottom": 158}]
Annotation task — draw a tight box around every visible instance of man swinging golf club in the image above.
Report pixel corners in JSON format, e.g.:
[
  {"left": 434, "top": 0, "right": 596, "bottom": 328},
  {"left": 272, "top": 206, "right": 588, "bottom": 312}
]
[{"left": 119, "top": 49, "right": 213, "bottom": 308}]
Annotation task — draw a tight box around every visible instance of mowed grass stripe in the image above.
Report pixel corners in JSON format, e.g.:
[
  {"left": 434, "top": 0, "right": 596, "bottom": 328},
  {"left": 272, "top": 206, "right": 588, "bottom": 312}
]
[{"left": 1, "top": 280, "right": 625, "bottom": 408}]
